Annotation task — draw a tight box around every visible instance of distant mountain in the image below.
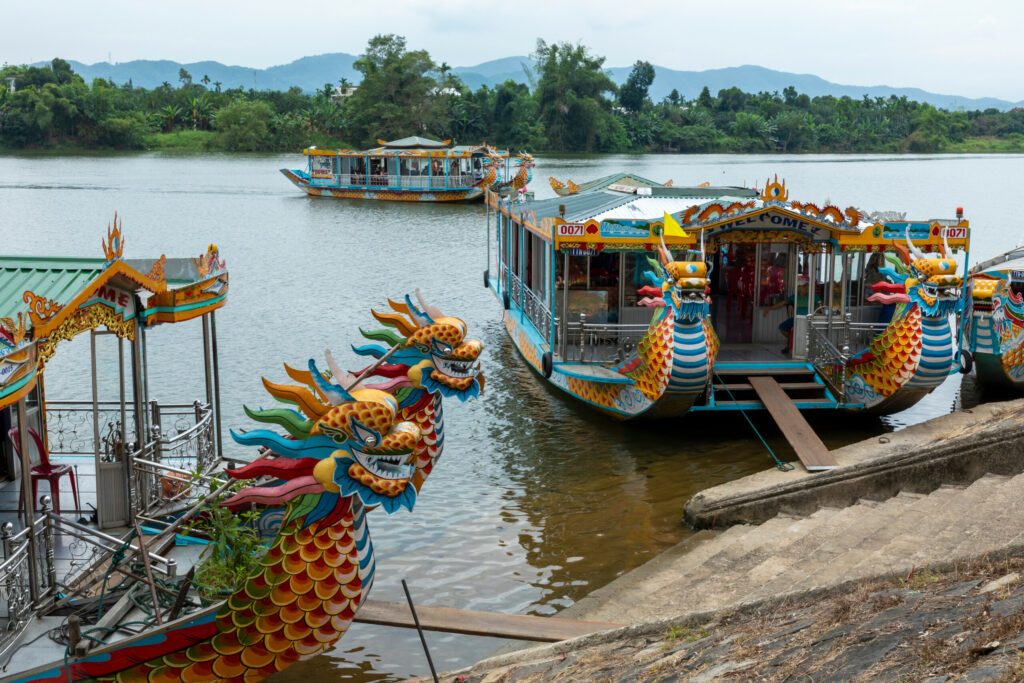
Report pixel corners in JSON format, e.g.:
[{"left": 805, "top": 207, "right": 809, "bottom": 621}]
[{"left": 43, "top": 54, "right": 1024, "bottom": 111}]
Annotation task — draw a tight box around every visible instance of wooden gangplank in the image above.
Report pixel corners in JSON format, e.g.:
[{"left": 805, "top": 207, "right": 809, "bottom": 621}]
[
  {"left": 355, "top": 599, "right": 621, "bottom": 642},
  {"left": 748, "top": 376, "right": 838, "bottom": 472}
]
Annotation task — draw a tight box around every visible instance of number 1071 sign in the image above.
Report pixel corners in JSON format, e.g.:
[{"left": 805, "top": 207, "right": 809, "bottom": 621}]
[{"left": 941, "top": 226, "right": 967, "bottom": 240}]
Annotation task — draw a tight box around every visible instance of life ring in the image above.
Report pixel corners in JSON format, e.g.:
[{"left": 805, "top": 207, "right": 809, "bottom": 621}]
[
  {"left": 503, "top": 290, "right": 510, "bottom": 310},
  {"left": 483, "top": 269, "right": 490, "bottom": 288},
  {"left": 958, "top": 349, "right": 974, "bottom": 375},
  {"left": 541, "top": 351, "right": 553, "bottom": 378}
]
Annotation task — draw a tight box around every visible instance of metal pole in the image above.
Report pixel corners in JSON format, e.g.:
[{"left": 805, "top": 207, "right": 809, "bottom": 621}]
[
  {"left": 15, "top": 399, "right": 40, "bottom": 603},
  {"left": 90, "top": 331, "right": 100, "bottom": 464},
  {"left": 40, "top": 496, "right": 56, "bottom": 596},
  {"left": 118, "top": 336, "right": 127, "bottom": 448},
  {"left": 133, "top": 523, "right": 163, "bottom": 625},
  {"left": 202, "top": 314, "right": 213, "bottom": 410},
  {"left": 402, "top": 579, "right": 439, "bottom": 683},
  {"left": 210, "top": 311, "right": 224, "bottom": 461},
  {"left": 561, "top": 252, "right": 570, "bottom": 359}
]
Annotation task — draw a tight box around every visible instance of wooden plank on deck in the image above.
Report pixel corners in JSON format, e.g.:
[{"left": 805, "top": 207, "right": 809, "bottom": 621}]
[
  {"left": 355, "top": 599, "right": 621, "bottom": 642},
  {"left": 749, "top": 376, "right": 838, "bottom": 472}
]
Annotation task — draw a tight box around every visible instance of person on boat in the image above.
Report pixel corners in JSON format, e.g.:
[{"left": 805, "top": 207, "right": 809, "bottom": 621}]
[
  {"left": 863, "top": 252, "right": 896, "bottom": 324},
  {"left": 762, "top": 274, "right": 810, "bottom": 355}
]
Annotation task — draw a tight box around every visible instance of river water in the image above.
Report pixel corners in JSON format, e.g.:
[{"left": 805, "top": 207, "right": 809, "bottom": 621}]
[{"left": 1, "top": 152, "right": 1022, "bottom": 680}]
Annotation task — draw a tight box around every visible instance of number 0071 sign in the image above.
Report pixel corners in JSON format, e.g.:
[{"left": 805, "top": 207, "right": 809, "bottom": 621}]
[{"left": 557, "top": 223, "right": 586, "bottom": 237}]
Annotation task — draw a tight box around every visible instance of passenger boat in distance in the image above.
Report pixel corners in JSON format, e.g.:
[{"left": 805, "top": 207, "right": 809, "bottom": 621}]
[
  {"left": 281, "top": 135, "right": 520, "bottom": 202},
  {"left": 486, "top": 174, "right": 971, "bottom": 419},
  {"left": 966, "top": 247, "right": 1024, "bottom": 391}
]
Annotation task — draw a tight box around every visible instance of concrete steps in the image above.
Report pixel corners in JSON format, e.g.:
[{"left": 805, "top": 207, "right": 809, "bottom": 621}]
[{"left": 578, "top": 473, "right": 1024, "bottom": 624}]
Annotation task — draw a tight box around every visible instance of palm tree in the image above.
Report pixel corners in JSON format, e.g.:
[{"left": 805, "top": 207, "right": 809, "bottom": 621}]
[
  {"left": 160, "top": 105, "right": 182, "bottom": 132},
  {"left": 213, "top": 81, "right": 222, "bottom": 93},
  {"left": 201, "top": 74, "right": 210, "bottom": 87},
  {"left": 189, "top": 97, "right": 211, "bottom": 130}
]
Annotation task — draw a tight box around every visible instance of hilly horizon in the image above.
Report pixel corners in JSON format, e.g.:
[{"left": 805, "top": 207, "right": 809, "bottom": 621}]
[{"left": 35, "top": 54, "right": 1024, "bottom": 112}]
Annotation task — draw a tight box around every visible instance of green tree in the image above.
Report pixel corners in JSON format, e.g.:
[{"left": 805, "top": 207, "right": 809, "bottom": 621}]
[
  {"left": 618, "top": 60, "right": 655, "bottom": 115},
  {"left": 160, "top": 104, "right": 182, "bottom": 132},
  {"left": 343, "top": 34, "right": 437, "bottom": 145},
  {"left": 215, "top": 99, "right": 274, "bottom": 151},
  {"left": 178, "top": 68, "right": 192, "bottom": 87},
  {"left": 532, "top": 40, "right": 622, "bottom": 151}
]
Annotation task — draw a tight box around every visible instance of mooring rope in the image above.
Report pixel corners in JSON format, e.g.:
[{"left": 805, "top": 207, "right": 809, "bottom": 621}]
[{"left": 713, "top": 372, "right": 795, "bottom": 472}]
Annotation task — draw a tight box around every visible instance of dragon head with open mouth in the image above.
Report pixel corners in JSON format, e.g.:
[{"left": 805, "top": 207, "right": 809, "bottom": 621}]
[
  {"left": 354, "top": 291, "right": 484, "bottom": 402},
  {"left": 870, "top": 228, "right": 962, "bottom": 318},
  {"left": 229, "top": 353, "right": 425, "bottom": 515}
]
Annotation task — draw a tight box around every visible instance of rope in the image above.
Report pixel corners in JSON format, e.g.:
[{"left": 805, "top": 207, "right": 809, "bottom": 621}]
[{"left": 713, "top": 372, "right": 795, "bottom": 472}]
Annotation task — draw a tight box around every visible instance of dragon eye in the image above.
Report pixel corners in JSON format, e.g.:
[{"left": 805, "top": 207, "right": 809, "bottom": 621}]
[
  {"left": 430, "top": 338, "right": 454, "bottom": 356},
  {"left": 350, "top": 419, "right": 380, "bottom": 448}
]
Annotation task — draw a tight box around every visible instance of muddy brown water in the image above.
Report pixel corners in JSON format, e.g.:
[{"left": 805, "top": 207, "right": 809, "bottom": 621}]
[{"left": 1, "top": 152, "right": 1018, "bottom": 679}]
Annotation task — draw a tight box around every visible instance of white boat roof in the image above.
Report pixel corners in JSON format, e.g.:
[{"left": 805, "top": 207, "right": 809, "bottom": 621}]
[
  {"left": 588, "top": 195, "right": 750, "bottom": 222},
  {"left": 972, "top": 248, "right": 1024, "bottom": 275}
]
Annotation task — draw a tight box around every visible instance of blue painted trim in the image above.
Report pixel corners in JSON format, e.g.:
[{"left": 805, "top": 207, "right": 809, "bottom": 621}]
[{"left": 715, "top": 361, "right": 816, "bottom": 371}]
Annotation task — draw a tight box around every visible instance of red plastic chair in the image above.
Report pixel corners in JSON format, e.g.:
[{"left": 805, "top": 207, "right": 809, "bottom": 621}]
[{"left": 8, "top": 427, "right": 80, "bottom": 515}]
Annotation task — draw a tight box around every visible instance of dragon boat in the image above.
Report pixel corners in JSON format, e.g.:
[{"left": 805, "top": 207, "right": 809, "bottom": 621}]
[
  {"left": 281, "top": 136, "right": 533, "bottom": 203},
  {"left": 487, "top": 174, "right": 971, "bottom": 418},
  {"left": 3, "top": 277, "right": 484, "bottom": 679},
  {"left": 965, "top": 247, "right": 1024, "bottom": 391}
]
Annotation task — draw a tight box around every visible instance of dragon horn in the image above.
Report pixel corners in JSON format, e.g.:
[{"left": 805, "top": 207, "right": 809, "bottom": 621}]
[
  {"left": 307, "top": 358, "right": 355, "bottom": 405},
  {"left": 325, "top": 348, "right": 360, "bottom": 391},
  {"left": 699, "top": 228, "right": 706, "bottom": 261},
  {"left": 905, "top": 227, "right": 926, "bottom": 260},
  {"left": 415, "top": 289, "right": 445, "bottom": 322},
  {"left": 658, "top": 232, "right": 673, "bottom": 266},
  {"left": 942, "top": 229, "right": 951, "bottom": 258}
]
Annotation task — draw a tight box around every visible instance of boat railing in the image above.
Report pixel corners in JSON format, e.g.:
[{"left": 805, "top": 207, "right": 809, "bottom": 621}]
[
  {"left": 332, "top": 174, "right": 479, "bottom": 190},
  {"left": 0, "top": 519, "right": 40, "bottom": 665},
  {"left": 521, "top": 285, "right": 551, "bottom": 343},
  {"left": 809, "top": 315, "right": 890, "bottom": 354},
  {"left": 806, "top": 322, "right": 849, "bottom": 403},
  {"left": 130, "top": 404, "right": 217, "bottom": 517},
  {"left": 46, "top": 399, "right": 213, "bottom": 464},
  {"left": 558, "top": 316, "right": 651, "bottom": 364}
]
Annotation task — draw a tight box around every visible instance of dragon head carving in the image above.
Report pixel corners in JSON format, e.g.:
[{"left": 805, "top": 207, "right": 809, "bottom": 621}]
[
  {"left": 229, "top": 354, "right": 425, "bottom": 519},
  {"left": 354, "top": 291, "right": 484, "bottom": 402},
  {"left": 637, "top": 232, "right": 710, "bottom": 322},
  {"left": 869, "top": 228, "right": 962, "bottom": 318}
]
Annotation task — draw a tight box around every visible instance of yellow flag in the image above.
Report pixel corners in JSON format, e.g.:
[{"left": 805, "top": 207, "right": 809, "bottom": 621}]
[{"left": 663, "top": 211, "right": 688, "bottom": 238}]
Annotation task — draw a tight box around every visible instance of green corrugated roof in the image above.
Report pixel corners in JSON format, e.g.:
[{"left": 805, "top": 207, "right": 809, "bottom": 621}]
[{"left": 0, "top": 256, "right": 107, "bottom": 321}]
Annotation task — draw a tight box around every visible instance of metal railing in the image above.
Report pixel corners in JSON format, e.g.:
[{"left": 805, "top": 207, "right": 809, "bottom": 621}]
[
  {"left": 806, "top": 322, "right": 848, "bottom": 403},
  {"left": 559, "top": 316, "right": 651, "bottom": 364},
  {"left": 521, "top": 286, "right": 552, "bottom": 342},
  {"left": 131, "top": 403, "right": 216, "bottom": 517},
  {"left": 46, "top": 400, "right": 212, "bottom": 459},
  {"left": 326, "top": 173, "right": 480, "bottom": 190},
  {"left": 0, "top": 522, "right": 37, "bottom": 665},
  {"left": 509, "top": 272, "right": 524, "bottom": 308},
  {"left": 808, "top": 314, "right": 889, "bottom": 355}
]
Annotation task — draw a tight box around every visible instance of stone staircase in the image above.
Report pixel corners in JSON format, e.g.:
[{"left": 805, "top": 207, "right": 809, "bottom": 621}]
[{"left": 571, "top": 473, "right": 1024, "bottom": 624}]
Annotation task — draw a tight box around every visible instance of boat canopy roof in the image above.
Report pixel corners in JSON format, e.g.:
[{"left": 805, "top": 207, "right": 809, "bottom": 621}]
[
  {"left": 0, "top": 216, "right": 229, "bottom": 409},
  {"left": 971, "top": 248, "right": 1024, "bottom": 276},
  {"left": 491, "top": 174, "right": 970, "bottom": 254},
  {"left": 305, "top": 136, "right": 509, "bottom": 159}
]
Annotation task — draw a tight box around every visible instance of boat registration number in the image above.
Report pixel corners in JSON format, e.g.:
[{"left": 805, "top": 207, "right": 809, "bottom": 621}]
[
  {"left": 557, "top": 223, "right": 587, "bottom": 237},
  {"left": 941, "top": 226, "right": 967, "bottom": 240},
  {"left": 1011, "top": 270, "right": 1024, "bottom": 283}
]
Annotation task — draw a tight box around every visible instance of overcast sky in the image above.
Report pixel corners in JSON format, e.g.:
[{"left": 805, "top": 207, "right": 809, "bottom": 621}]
[{"left": 5, "top": 1, "right": 1021, "bottom": 100}]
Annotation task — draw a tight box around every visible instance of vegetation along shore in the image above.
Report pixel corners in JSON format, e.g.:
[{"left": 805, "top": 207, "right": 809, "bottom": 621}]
[{"left": 3, "top": 35, "right": 1024, "bottom": 154}]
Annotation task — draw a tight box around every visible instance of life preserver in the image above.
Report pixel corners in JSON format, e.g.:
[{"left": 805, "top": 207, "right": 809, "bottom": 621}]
[
  {"left": 958, "top": 349, "right": 974, "bottom": 375},
  {"left": 503, "top": 290, "right": 510, "bottom": 310},
  {"left": 541, "top": 351, "right": 553, "bottom": 378},
  {"left": 483, "top": 269, "right": 490, "bottom": 288}
]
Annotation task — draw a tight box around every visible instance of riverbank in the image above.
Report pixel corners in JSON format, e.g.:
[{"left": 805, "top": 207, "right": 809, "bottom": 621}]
[
  {"left": 2, "top": 134, "right": 1024, "bottom": 156},
  {"left": 428, "top": 554, "right": 1024, "bottom": 682}
]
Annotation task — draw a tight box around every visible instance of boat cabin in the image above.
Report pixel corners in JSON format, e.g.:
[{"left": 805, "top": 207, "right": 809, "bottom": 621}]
[
  {"left": 487, "top": 175, "right": 970, "bottom": 412},
  {"left": 301, "top": 136, "right": 510, "bottom": 192}
]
